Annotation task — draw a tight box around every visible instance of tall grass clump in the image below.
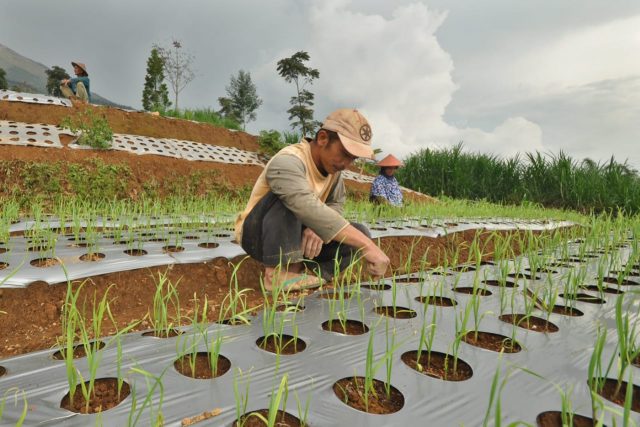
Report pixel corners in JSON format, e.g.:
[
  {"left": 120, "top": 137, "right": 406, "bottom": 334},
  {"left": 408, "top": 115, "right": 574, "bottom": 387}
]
[
  {"left": 397, "top": 142, "right": 640, "bottom": 214},
  {"left": 161, "top": 108, "right": 241, "bottom": 131}
]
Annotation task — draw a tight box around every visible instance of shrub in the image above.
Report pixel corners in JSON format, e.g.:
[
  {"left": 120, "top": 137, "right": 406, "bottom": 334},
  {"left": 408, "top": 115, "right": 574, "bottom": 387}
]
[
  {"left": 257, "top": 130, "right": 286, "bottom": 157},
  {"left": 60, "top": 108, "right": 113, "bottom": 149}
]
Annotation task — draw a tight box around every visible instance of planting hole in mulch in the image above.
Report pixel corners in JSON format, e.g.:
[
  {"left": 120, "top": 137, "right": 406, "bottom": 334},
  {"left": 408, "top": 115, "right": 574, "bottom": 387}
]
[
  {"left": 148, "top": 237, "right": 167, "bottom": 242},
  {"left": 536, "top": 410, "right": 601, "bottom": 427},
  {"left": 30, "top": 257, "right": 60, "bottom": 268},
  {"left": 393, "top": 276, "right": 424, "bottom": 283},
  {"left": 0, "top": 262, "right": 8, "bottom": 270},
  {"left": 401, "top": 350, "right": 473, "bottom": 381},
  {"left": 507, "top": 272, "right": 541, "bottom": 280},
  {"left": 427, "top": 269, "right": 452, "bottom": 276},
  {"left": 449, "top": 265, "right": 476, "bottom": 272},
  {"left": 374, "top": 306, "right": 417, "bottom": 319},
  {"left": 483, "top": 279, "right": 518, "bottom": 288},
  {"left": 60, "top": 378, "right": 130, "bottom": 414},
  {"left": 462, "top": 331, "right": 521, "bottom": 353},
  {"left": 551, "top": 305, "right": 584, "bottom": 317},
  {"left": 142, "top": 329, "right": 182, "bottom": 338},
  {"left": 361, "top": 283, "right": 391, "bottom": 291},
  {"left": 218, "top": 317, "right": 252, "bottom": 326},
  {"left": 27, "top": 245, "right": 50, "bottom": 252},
  {"left": 198, "top": 242, "right": 220, "bottom": 249},
  {"left": 322, "top": 319, "right": 369, "bottom": 335},
  {"left": 580, "top": 285, "right": 624, "bottom": 295},
  {"left": 79, "top": 252, "right": 106, "bottom": 262},
  {"left": 213, "top": 233, "right": 231, "bottom": 238},
  {"left": 67, "top": 236, "right": 86, "bottom": 242},
  {"left": 546, "top": 262, "right": 574, "bottom": 269},
  {"left": 453, "top": 287, "right": 493, "bottom": 296},
  {"left": 162, "top": 245, "right": 185, "bottom": 253},
  {"left": 318, "top": 291, "right": 352, "bottom": 300},
  {"left": 609, "top": 270, "right": 640, "bottom": 277},
  {"left": 594, "top": 378, "right": 640, "bottom": 412},
  {"left": 526, "top": 267, "right": 558, "bottom": 274},
  {"left": 123, "top": 249, "right": 147, "bottom": 256},
  {"left": 333, "top": 376, "right": 404, "bottom": 414},
  {"left": 0, "top": 247, "right": 7, "bottom": 254},
  {"left": 602, "top": 277, "right": 640, "bottom": 286},
  {"left": 173, "top": 352, "right": 231, "bottom": 379},
  {"left": 415, "top": 295, "right": 457, "bottom": 307},
  {"left": 234, "top": 409, "right": 302, "bottom": 427},
  {"left": 275, "top": 302, "right": 305, "bottom": 312},
  {"left": 499, "top": 314, "right": 559, "bottom": 333},
  {"left": 371, "top": 227, "right": 387, "bottom": 231},
  {"left": 256, "top": 334, "right": 306, "bottom": 355},
  {"left": 52, "top": 341, "right": 106, "bottom": 360},
  {"left": 183, "top": 235, "right": 199, "bottom": 240},
  {"left": 0, "top": 366, "right": 6, "bottom": 376},
  {"left": 560, "top": 293, "right": 606, "bottom": 304}
]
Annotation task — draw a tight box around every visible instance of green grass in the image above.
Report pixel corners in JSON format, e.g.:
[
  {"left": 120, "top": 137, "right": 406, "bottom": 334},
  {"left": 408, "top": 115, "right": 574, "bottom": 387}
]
[
  {"left": 397, "top": 142, "right": 640, "bottom": 214},
  {"left": 161, "top": 108, "right": 242, "bottom": 131}
]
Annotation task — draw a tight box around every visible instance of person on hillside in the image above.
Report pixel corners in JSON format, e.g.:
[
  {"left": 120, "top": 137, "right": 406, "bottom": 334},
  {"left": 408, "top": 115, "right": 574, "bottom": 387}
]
[
  {"left": 235, "top": 108, "right": 391, "bottom": 291},
  {"left": 370, "top": 154, "right": 404, "bottom": 206},
  {"left": 60, "top": 61, "right": 91, "bottom": 103}
]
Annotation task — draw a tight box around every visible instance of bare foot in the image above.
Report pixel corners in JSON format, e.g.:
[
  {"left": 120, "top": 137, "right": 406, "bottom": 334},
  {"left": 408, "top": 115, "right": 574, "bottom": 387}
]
[{"left": 263, "top": 264, "right": 323, "bottom": 291}]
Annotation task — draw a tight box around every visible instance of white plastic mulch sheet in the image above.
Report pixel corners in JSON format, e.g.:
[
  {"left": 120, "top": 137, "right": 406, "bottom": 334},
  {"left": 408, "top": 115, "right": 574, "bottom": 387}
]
[
  {"left": 0, "top": 218, "right": 573, "bottom": 288},
  {"left": 0, "top": 89, "right": 72, "bottom": 107},
  {"left": 0, "top": 120, "right": 65, "bottom": 148},
  {"left": 0, "top": 244, "right": 639, "bottom": 426}
]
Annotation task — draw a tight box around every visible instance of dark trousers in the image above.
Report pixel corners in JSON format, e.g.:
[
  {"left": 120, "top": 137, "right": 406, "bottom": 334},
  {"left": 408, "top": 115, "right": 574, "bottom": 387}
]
[{"left": 241, "top": 192, "right": 371, "bottom": 281}]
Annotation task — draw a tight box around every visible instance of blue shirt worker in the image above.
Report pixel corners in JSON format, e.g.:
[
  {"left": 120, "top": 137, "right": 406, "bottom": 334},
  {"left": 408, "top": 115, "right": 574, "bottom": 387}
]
[
  {"left": 370, "top": 154, "right": 404, "bottom": 206},
  {"left": 60, "top": 62, "right": 91, "bottom": 103}
]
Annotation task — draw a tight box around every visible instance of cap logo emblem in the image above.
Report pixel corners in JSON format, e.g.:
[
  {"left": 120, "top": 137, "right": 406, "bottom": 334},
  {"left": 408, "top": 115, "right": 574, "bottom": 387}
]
[{"left": 359, "top": 124, "right": 372, "bottom": 142}]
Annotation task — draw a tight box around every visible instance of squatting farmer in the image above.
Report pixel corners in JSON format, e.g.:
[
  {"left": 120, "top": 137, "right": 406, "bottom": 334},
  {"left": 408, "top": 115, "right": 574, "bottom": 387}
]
[
  {"left": 369, "top": 154, "right": 404, "bottom": 206},
  {"left": 60, "top": 61, "right": 91, "bottom": 103},
  {"left": 234, "top": 108, "right": 391, "bottom": 291}
]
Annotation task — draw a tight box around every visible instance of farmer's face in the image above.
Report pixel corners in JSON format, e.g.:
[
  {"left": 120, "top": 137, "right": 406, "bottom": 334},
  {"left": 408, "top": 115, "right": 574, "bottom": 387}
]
[
  {"left": 317, "top": 131, "right": 357, "bottom": 175},
  {"left": 73, "top": 65, "right": 82, "bottom": 75},
  {"left": 383, "top": 167, "right": 398, "bottom": 177}
]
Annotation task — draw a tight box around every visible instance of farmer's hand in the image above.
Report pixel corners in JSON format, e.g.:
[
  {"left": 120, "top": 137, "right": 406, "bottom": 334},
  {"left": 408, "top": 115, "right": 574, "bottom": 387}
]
[
  {"left": 301, "top": 228, "right": 323, "bottom": 259},
  {"left": 363, "top": 244, "right": 390, "bottom": 279},
  {"left": 61, "top": 79, "right": 69, "bottom": 86}
]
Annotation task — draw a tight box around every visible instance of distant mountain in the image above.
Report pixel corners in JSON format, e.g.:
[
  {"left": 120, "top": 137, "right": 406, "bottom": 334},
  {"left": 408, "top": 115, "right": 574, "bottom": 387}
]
[{"left": 0, "top": 43, "right": 133, "bottom": 109}]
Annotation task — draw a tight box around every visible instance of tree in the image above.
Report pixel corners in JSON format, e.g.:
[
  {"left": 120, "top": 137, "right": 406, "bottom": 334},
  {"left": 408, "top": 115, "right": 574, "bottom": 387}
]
[
  {"left": 0, "top": 67, "right": 7, "bottom": 90},
  {"left": 156, "top": 39, "right": 195, "bottom": 111},
  {"left": 141, "top": 48, "right": 171, "bottom": 112},
  {"left": 276, "top": 51, "right": 320, "bottom": 136},
  {"left": 219, "top": 70, "right": 262, "bottom": 130},
  {"left": 45, "top": 66, "right": 70, "bottom": 96}
]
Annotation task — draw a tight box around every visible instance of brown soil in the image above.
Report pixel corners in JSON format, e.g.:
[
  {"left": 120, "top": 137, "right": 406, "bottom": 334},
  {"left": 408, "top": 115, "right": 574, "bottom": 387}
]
[
  {"left": 499, "top": 314, "right": 559, "bottom": 333},
  {"left": 0, "top": 366, "right": 6, "bottom": 376},
  {"left": 333, "top": 376, "right": 404, "bottom": 414},
  {"left": 483, "top": 279, "right": 517, "bottom": 288},
  {"left": 256, "top": 334, "right": 306, "bottom": 355},
  {"left": 52, "top": 340, "right": 106, "bottom": 360},
  {"left": 560, "top": 293, "right": 606, "bottom": 304},
  {"left": 536, "top": 411, "right": 600, "bottom": 427},
  {"left": 162, "top": 245, "right": 185, "bottom": 253},
  {"left": 551, "top": 305, "right": 584, "bottom": 317},
  {"left": 374, "top": 306, "right": 417, "bottom": 319},
  {"left": 123, "top": 248, "right": 147, "bottom": 256},
  {"left": 453, "top": 287, "right": 493, "bottom": 296},
  {"left": 198, "top": 242, "right": 220, "bottom": 249},
  {"left": 234, "top": 409, "right": 302, "bottom": 427},
  {"left": 401, "top": 350, "right": 473, "bottom": 381},
  {"left": 0, "top": 262, "right": 8, "bottom": 270},
  {"left": 322, "top": 319, "right": 369, "bottom": 335},
  {"left": 29, "top": 257, "right": 60, "bottom": 267},
  {"left": 60, "top": 378, "right": 130, "bottom": 414},
  {"left": 79, "top": 252, "right": 105, "bottom": 262},
  {"left": 596, "top": 378, "right": 640, "bottom": 412},
  {"left": 462, "top": 331, "right": 521, "bottom": 353},
  {"left": 0, "top": 230, "right": 568, "bottom": 359},
  {"left": 173, "top": 352, "right": 231, "bottom": 379},
  {"left": 414, "top": 295, "right": 457, "bottom": 307}
]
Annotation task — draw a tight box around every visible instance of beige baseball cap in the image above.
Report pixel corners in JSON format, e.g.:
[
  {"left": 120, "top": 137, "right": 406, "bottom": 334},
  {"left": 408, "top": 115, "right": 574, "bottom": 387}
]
[{"left": 321, "top": 108, "right": 374, "bottom": 159}]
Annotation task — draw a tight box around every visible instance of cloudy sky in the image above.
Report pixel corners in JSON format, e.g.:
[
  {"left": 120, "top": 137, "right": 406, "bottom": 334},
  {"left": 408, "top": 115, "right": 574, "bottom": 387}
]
[{"left": 2, "top": 0, "right": 639, "bottom": 167}]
